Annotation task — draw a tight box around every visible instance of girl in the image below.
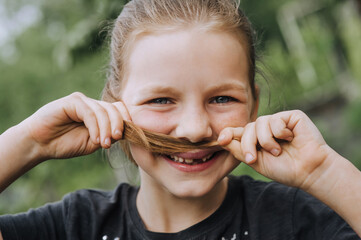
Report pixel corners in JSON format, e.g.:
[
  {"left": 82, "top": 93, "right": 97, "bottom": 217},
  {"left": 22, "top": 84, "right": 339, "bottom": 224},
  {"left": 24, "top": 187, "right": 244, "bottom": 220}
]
[{"left": 0, "top": 0, "right": 360, "bottom": 239}]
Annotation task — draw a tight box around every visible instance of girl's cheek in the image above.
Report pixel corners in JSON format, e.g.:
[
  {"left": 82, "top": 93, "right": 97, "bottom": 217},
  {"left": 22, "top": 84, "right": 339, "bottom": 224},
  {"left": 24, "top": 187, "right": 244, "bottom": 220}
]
[
  {"left": 130, "top": 109, "right": 176, "bottom": 134},
  {"left": 210, "top": 109, "right": 251, "bottom": 134}
]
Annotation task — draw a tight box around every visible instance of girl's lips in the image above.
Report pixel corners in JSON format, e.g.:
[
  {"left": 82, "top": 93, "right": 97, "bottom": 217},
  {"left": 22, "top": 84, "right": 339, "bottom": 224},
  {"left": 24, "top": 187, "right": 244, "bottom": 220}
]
[
  {"left": 170, "top": 147, "right": 222, "bottom": 159},
  {"left": 163, "top": 150, "right": 225, "bottom": 173}
]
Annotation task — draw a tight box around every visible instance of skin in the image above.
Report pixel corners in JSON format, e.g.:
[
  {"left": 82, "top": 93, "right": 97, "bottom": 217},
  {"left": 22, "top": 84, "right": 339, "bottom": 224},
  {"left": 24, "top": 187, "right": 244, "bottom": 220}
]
[
  {"left": 0, "top": 28, "right": 361, "bottom": 237},
  {"left": 121, "top": 29, "right": 257, "bottom": 231}
]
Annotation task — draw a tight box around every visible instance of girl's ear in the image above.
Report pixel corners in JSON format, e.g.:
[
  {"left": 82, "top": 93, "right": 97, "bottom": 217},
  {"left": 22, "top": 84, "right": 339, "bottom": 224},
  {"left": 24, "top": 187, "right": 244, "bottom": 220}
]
[{"left": 250, "top": 84, "right": 260, "bottom": 121}]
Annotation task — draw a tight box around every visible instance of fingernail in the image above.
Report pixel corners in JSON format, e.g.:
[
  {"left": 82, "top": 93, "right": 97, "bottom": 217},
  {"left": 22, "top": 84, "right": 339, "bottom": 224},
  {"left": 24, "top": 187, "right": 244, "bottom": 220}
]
[
  {"left": 104, "top": 138, "right": 111, "bottom": 147},
  {"left": 114, "top": 129, "right": 122, "bottom": 138},
  {"left": 218, "top": 133, "right": 226, "bottom": 142},
  {"left": 245, "top": 153, "right": 254, "bottom": 164},
  {"left": 271, "top": 148, "right": 280, "bottom": 156},
  {"left": 96, "top": 137, "right": 100, "bottom": 144}
]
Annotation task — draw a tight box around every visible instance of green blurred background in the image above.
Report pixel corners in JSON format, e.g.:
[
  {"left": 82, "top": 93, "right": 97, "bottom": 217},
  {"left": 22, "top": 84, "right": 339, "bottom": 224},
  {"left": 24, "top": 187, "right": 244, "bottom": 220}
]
[{"left": 0, "top": 0, "right": 360, "bottom": 214}]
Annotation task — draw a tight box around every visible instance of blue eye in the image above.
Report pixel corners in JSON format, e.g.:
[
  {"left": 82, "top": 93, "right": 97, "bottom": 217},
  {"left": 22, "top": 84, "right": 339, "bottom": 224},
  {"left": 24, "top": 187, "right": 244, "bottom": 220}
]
[
  {"left": 212, "top": 96, "right": 234, "bottom": 104},
  {"left": 150, "top": 98, "right": 171, "bottom": 104}
]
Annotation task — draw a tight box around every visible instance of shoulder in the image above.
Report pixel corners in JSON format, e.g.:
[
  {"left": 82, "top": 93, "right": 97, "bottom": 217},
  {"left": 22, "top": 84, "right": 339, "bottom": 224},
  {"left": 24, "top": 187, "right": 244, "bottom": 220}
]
[
  {"left": 229, "top": 175, "right": 297, "bottom": 224},
  {"left": 229, "top": 175, "right": 297, "bottom": 202},
  {"left": 229, "top": 175, "right": 359, "bottom": 239},
  {"left": 60, "top": 183, "right": 138, "bottom": 238},
  {"left": 229, "top": 174, "right": 344, "bottom": 215},
  {"left": 62, "top": 182, "right": 137, "bottom": 214},
  {"left": 0, "top": 183, "right": 139, "bottom": 240},
  {"left": 65, "top": 182, "right": 135, "bottom": 202},
  {"left": 292, "top": 188, "right": 358, "bottom": 238},
  {"left": 227, "top": 175, "right": 297, "bottom": 238}
]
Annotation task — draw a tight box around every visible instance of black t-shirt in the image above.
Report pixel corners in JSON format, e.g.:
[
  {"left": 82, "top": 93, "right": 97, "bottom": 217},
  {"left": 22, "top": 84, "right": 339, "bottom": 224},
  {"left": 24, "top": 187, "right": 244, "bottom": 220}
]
[{"left": 0, "top": 175, "right": 359, "bottom": 240}]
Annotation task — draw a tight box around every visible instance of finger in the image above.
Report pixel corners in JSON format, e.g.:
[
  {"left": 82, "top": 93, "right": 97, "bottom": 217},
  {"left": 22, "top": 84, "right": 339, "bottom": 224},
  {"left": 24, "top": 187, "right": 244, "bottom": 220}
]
[
  {"left": 83, "top": 99, "right": 112, "bottom": 149},
  {"left": 256, "top": 116, "right": 281, "bottom": 156},
  {"left": 222, "top": 139, "right": 244, "bottom": 162},
  {"left": 113, "top": 101, "right": 131, "bottom": 122},
  {"left": 269, "top": 114, "right": 294, "bottom": 142},
  {"left": 65, "top": 93, "right": 100, "bottom": 145},
  {"left": 98, "top": 101, "right": 124, "bottom": 140},
  {"left": 241, "top": 122, "right": 258, "bottom": 164},
  {"left": 79, "top": 105, "right": 100, "bottom": 145},
  {"left": 218, "top": 127, "right": 244, "bottom": 145}
]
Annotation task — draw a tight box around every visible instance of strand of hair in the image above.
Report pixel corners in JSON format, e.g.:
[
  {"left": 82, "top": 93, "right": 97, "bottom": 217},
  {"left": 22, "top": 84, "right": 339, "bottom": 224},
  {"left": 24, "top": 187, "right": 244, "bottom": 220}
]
[{"left": 122, "top": 121, "right": 219, "bottom": 154}]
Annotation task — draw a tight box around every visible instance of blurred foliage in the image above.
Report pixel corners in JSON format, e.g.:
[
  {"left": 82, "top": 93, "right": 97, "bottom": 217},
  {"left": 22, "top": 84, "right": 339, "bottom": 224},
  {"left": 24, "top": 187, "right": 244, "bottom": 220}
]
[
  {"left": 0, "top": 0, "right": 128, "bottom": 214},
  {"left": 1, "top": 0, "right": 361, "bottom": 214}
]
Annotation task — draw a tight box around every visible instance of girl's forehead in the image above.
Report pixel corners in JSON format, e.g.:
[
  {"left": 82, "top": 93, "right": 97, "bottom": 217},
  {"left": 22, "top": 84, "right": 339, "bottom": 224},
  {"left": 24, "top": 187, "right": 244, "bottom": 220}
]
[
  {"left": 121, "top": 29, "right": 250, "bottom": 96},
  {"left": 130, "top": 28, "right": 247, "bottom": 56},
  {"left": 129, "top": 30, "right": 248, "bottom": 75}
]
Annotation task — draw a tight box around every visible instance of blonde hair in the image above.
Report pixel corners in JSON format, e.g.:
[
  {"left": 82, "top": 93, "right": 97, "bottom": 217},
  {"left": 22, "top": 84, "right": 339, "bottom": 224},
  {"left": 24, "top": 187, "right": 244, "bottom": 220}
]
[
  {"left": 101, "top": 0, "right": 257, "bottom": 164},
  {"left": 123, "top": 121, "right": 219, "bottom": 154}
]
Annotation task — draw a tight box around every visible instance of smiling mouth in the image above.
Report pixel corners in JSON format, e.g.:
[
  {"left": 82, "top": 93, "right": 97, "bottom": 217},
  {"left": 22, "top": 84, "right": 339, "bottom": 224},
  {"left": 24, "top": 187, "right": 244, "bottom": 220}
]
[{"left": 165, "top": 152, "right": 219, "bottom": 165}]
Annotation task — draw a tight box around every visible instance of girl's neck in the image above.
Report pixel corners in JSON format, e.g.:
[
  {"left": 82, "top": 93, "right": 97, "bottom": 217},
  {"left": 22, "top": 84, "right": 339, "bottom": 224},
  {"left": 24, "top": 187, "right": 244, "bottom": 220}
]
[{"left": 136, "top": 175, "right": 229, "bottom": 233}]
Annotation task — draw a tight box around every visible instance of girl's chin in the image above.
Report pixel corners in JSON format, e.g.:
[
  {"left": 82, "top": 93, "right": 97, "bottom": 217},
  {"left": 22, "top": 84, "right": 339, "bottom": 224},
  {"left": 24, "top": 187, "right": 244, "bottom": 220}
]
[{"left": 162, "top": 176, "right": 228, "bottom": 199}]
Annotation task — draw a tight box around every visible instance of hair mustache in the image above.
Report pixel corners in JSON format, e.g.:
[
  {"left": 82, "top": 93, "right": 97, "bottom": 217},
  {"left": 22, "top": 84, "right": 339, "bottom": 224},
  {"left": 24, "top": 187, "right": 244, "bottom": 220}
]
[{"left": 122, "top": 121, "right": 220, "bottom": 155}]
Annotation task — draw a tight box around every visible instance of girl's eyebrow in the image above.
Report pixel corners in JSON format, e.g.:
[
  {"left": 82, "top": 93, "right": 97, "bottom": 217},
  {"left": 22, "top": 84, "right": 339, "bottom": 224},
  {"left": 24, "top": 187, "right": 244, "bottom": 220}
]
[
  {"left": 139, "top": 86, "right": 182, "bottom": 97},
  {"left": 206, "top": 82, "right": 248, "bottom": 94},
  {"left": 137, "top": 81, "right": 247, "bottom": 97}
]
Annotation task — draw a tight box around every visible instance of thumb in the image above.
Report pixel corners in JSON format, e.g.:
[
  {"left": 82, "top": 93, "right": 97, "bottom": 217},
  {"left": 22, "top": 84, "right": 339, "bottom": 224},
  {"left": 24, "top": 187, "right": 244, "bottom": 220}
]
[
  {"left": 217, "top": 127, "right": 244, "bottom": 146},
  {"left": 218, "top": 127, "right": 253, "bottom": 164}
]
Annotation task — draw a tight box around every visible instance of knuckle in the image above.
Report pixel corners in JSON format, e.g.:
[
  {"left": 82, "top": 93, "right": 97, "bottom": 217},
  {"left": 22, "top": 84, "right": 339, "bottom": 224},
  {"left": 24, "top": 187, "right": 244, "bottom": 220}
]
[
  {"left": 234, "top": 127, "right": 244, "bottom": 136},
  {"left": 70, "top": 92, "right": 84, "bottom": 99},
  {"left": 256, "top": 115, "right": 268, "bottom": 124},
  {"left": 244, "top": 122, "right": 255, "bottom": 131},
  {"left": 85, "top": 110, "right": 96, "bottom": 119},
  {"left": 223, "top": 127, "right": 233, "bottom": 135},
  {"left": 113, "top": 101, "right": 125, "bottom": 109},
  {"left": 107, "top": 102, "right": 118, "bottom": 110},
  {"left": 293, "top": 109, "right": 305, "bottom": 117},
  {"left": 96, "top": 105, "right": 108, "bottom": 115},
  {"left": 273, "top": 130, "right": 284, "bottom": 139},
  {"left": 259, "top": 141, "right": 275, "bottom": 150},
  {"left": 100, "top": 101, "right": 115, "bottom": 111},
  {"left": 269, "top": 114, "right": 279, "bottom": 123}
]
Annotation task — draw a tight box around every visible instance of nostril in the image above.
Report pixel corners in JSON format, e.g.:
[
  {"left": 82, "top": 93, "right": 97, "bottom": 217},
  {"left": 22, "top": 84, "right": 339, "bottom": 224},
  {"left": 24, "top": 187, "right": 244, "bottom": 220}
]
[{"left": 175, "top": 123, "right": 213, "bottom": 143}]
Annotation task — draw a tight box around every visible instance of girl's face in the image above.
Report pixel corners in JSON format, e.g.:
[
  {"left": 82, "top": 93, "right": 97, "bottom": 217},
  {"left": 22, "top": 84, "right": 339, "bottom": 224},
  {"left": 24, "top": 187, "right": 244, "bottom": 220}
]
[{"left": 122, "top": 28, "right": 258, "bottom": 198}]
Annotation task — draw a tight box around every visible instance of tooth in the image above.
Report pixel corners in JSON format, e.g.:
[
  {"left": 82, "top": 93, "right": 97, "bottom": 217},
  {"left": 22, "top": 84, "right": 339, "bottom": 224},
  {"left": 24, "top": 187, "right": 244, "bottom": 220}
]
[
  {"left": 174, "top": 156, "right": 178, "bottom": 161},
  {"left": 185, "top": 159, "right": 193, "bottom": 163},
  {"left": 178, "top": 157, "right": 184, "bottom": 162},
  {"left": 202, "top": 157, "right": 207, "bottom": 162}
]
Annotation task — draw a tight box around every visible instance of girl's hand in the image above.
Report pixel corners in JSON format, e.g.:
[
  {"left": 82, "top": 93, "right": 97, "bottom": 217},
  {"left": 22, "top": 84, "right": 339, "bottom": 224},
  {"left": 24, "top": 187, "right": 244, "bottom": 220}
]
[
  {"left": 21, "top": 92, "right": 130, "bottom": 161},
  {"left": 218, "top": 110, "right": 334, "bottom": 190}
]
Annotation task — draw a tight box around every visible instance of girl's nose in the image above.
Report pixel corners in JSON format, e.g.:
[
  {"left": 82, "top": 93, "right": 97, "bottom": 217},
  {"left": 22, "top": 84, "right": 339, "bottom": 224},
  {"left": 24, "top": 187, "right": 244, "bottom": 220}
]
[{"left": 175, "top": 106, "right": 212, "bottom": 143}]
